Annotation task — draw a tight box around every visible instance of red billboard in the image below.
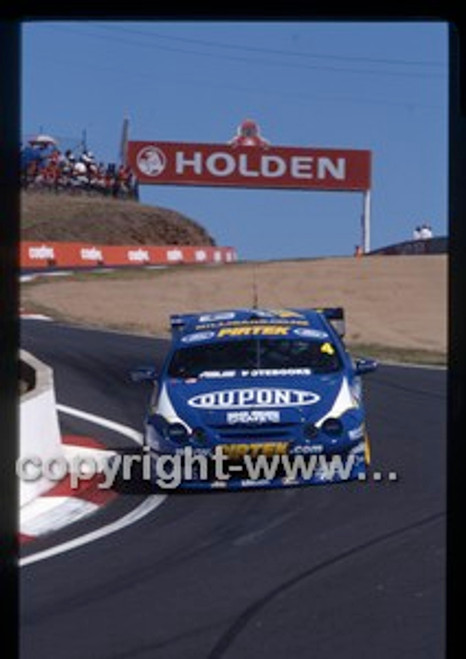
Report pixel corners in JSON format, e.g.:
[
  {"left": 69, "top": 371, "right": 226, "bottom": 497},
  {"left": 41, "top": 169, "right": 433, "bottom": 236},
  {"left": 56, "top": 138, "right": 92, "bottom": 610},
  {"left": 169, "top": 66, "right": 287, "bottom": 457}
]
[
  {"left": 127, "top": 141, "right": 371, "bottom": 191},
  {"left": 20, "top": 241, "right": 237, "bottom": 269}
]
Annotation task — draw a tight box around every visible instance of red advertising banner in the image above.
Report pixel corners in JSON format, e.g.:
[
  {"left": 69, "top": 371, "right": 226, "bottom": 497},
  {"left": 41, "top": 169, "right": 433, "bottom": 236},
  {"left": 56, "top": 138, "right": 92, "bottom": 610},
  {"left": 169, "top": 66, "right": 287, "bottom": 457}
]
[
  {"left": 20, "top": 241, "right": 237, "bottom": 270},
  {"left": 127, "top": 141, "right": 371, "bottom": 191}
]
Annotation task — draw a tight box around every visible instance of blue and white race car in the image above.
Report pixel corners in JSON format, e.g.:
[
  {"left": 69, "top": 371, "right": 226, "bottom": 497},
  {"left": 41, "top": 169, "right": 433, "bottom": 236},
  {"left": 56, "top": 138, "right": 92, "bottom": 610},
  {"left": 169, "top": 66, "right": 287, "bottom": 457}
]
[{"left": 132, "top": 308, "right": 377, "bottom": 490}]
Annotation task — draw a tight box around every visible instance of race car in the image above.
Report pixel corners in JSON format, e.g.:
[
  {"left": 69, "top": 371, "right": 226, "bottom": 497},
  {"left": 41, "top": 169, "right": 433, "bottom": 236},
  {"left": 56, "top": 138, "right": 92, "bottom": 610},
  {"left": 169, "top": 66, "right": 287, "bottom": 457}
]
[{"left": 131, "top": 307, "right": 377, "bottom": 490}]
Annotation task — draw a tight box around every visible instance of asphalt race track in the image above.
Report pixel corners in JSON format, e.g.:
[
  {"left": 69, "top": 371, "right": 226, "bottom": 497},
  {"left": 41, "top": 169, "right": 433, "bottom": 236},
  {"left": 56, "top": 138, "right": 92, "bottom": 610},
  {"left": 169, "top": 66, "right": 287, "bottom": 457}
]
[{"left": 20, "top": 320, "right": 446, "bottom": 659}]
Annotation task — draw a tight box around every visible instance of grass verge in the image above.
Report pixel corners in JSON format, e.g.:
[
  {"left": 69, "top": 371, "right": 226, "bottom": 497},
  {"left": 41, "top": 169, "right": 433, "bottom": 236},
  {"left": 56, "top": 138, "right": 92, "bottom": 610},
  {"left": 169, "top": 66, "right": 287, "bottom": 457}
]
[{"left": 347, "top": 342, "right": 446, "bottom": 366}]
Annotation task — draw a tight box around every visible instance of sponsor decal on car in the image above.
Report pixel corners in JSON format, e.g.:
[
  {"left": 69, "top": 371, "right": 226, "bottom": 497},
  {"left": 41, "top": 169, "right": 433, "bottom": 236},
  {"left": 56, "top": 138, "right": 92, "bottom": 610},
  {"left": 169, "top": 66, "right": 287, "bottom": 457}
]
[
  {"left": 239, "top": 368, "right": 312, "bottom": 377},
  {"left": 241, "top": 479, "right": 273, "bottom": 488},
  {"left": 221, "top": 441, "right": 289, "bottom": 458},
  {"left": 199, "top": 370, "right": 237, "bottom": 379},
  {"left": 292, "top": 327, "right": 329, "bottom": 339},
  {"left": 197, "top": 368, "right": 311, "bottom": 379},
  {"left": 187, "top": 388, "right": 321, "bottom": 409},
  {"left": 226, "top": 410, "right": 281, "bottom": 425},
  {"left": 198, "top": 311, "right": 237, "bottom": 323},
  {"left": 292, "top": 444, "right": 324, "bottom": 454},
  {"left": 174, "top": 447, "right": 211, "bottom": 456},
  {"left": 195, "top": 318, "right": 309, "bottom": 330},
  {"left": 181, "top": 331, "right": 216, "bottom": 343},
  {"left": 269, "top": 309, "right": 305, "bottom": 318},
  {"left": 217, "top": 325, "right": 291, "bottom": 337}
]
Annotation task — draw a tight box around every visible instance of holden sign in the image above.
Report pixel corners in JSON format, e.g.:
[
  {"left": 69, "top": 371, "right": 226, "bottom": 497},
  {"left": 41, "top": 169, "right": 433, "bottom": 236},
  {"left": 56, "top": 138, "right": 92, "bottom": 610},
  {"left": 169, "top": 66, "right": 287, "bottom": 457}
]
[
  {"left": 126, "top": 137, "right": 373, "bottom": 253},
  {"left": 127, "top": 141, "right": 371, "bottom": 192}
]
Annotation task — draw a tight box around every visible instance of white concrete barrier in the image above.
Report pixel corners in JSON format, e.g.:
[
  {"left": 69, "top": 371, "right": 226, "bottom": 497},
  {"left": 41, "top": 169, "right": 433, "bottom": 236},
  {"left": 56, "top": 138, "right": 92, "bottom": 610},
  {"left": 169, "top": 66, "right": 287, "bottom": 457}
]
[{"left": 19, "top": 350, "right": 65, "bottom": 507}]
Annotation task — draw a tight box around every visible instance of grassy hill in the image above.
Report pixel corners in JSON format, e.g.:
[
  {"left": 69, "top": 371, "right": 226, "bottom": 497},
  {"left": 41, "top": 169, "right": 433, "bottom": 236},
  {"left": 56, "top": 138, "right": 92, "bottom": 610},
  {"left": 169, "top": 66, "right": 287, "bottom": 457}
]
[
  {"left": 21, "top": 191, "right": 216, "bottom": 246},
  {"left": 21, "top": 255, "right": 447, "bottom": 364}
]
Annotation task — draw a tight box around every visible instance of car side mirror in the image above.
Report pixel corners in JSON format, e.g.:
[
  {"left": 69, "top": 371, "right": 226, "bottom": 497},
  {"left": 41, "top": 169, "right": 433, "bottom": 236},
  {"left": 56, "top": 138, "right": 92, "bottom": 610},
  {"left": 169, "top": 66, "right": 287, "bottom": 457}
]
[
  {"left": 130, "top": 366, "right": 158, "bottom": 382},
  {"left": 354, "top": 358, "right": 378, "bottom": 375}
]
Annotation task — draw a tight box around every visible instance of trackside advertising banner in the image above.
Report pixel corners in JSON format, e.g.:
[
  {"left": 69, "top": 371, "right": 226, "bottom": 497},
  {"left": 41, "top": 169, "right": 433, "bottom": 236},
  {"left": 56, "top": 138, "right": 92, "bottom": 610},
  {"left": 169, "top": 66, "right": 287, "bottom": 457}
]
[
  {"left": 21, "top": 242, "right": 237, "bottom": 269},
  {"left": 127, "top": 141, "right": 372, "bottom": 191}
]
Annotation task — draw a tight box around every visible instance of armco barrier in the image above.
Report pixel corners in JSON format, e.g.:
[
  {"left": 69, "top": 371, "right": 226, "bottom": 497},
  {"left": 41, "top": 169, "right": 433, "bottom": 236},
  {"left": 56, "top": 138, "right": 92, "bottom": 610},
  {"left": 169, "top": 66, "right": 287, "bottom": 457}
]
[
  {"left": 19, "top": 350, "right": 64, "bottom": 507},
  {"left": 368, "top": 236, "right": 447, "bottom": 256},
  {"left": 20, "top": 241, "right": 238, "bottom": 269}
]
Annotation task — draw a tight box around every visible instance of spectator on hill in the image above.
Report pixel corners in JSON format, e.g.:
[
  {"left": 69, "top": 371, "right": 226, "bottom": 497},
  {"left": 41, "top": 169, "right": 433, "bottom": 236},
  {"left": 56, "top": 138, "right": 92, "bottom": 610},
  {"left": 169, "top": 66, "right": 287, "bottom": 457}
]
[
  {"left": 58, "top": 150, "right": 76, "bottom": 185},
  {"left": 420, "top": 223, "right": 433, "bottom": 239},
  {"left": 20, "top": 144, "right": 42, "bottom": 186},
  {"left": 20, "top": 139, "right": 138, "bottom": 198},
  {"left": 72, "top": 161, "right": 89, "bottom": 188},
  {"left": 64, "top": 149, "right": 76, "bottom": 165},
  {"left": 116, "top": 163, "right": 134, "bottom": 198}
]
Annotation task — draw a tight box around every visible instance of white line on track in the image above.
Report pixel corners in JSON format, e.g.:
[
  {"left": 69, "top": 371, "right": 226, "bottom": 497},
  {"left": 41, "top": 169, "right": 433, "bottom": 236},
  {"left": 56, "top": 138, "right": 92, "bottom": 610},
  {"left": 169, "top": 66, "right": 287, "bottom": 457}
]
[
  {"left": 56, "top": 403, "right": 144, "bottom": 444},
  {"left": 20, "top": 495, "right": 165, "bottom": 567},
  {"left": 20, "top": 405, "right": 166, "bottom": 567}
]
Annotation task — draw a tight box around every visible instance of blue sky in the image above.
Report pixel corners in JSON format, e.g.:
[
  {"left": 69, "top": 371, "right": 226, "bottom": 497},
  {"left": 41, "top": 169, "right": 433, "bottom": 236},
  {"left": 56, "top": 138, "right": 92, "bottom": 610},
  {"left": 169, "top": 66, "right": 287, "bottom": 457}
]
[{"left": 21, "top": 21, "right": 448, "bottom": 260}]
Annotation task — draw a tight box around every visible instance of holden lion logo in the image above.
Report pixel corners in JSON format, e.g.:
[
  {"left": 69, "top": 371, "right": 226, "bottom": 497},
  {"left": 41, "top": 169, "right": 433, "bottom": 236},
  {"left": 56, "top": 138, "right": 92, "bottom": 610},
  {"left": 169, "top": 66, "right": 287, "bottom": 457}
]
[{"left": 136, "top": 146, "right": 167, "bottom": 177}]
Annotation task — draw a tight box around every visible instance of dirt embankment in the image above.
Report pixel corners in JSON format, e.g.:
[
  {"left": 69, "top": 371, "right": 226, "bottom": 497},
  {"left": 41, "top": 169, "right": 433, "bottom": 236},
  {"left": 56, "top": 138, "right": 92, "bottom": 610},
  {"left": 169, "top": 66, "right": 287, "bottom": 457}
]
[
  {"left": 21, "top": 255, "right": 447, "bottom": 362},
  {"left": 21, "top": 191, "right": 215, "bottom": 246}
]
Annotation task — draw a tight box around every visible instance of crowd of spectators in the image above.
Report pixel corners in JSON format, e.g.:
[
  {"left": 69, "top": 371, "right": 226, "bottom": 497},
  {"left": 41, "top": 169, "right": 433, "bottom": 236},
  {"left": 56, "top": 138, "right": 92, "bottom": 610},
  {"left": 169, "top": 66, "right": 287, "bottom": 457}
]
[
  {"left": 412, "top": 223, "right": 434, "bottom": 240},
  {"left": 20, "top": 138, "right": 139, "bottom": 200}
]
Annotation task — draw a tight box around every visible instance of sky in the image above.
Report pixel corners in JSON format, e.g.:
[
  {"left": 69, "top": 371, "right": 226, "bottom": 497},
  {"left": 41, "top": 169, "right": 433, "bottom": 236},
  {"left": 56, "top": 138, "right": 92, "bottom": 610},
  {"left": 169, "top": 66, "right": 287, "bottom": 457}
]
[{"left": 21, "top": 20, "right": 449, "bottom": 261}]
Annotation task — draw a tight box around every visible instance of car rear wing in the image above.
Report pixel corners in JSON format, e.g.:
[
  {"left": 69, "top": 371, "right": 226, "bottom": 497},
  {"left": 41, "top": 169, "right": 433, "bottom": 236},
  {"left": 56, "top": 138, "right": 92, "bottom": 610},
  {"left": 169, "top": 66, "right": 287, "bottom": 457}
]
[
  {"left": 170, "top": 308, "right": 345, "bottom": 338},
  {"left": 293, "top": 307, "right": 345, "bottom": 337},
  {"left": 169, "top": 313, "right": 198, "bottom": 336},
  {"left": 318, "top": 307, "right": 345, "bottom": 338}
]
